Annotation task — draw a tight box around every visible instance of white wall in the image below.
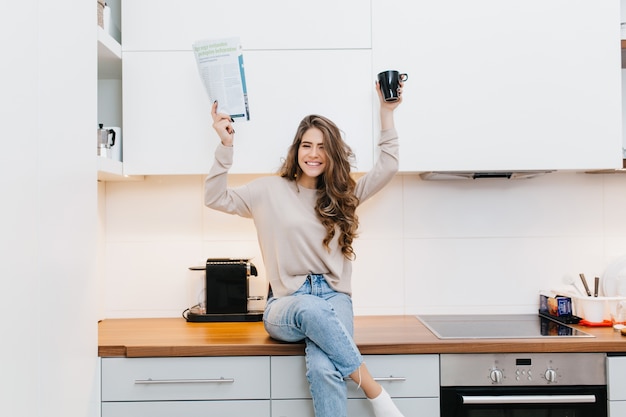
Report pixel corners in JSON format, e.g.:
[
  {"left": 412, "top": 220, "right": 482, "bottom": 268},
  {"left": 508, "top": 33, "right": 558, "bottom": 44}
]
[
  {"left": 1, "top": 1, "right": 99, "bottom": 416},
  {"left": 97, "top": 0, "right": 626, "bottom": 320},
  {"left": 99, "top": 170, "right": 626, "bottom": 318}
]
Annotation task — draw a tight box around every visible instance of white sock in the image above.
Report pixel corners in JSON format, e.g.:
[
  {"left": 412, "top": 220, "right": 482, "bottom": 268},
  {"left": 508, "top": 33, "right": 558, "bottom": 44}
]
[{"left": 368, "top": 387, "right": 405, "bottom": 417}]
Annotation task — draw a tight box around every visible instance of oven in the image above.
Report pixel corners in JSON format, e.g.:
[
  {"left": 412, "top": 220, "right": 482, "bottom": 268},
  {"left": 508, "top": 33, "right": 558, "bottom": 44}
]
[{"left": 440, "top": 353, "right": 607, "bottom": 417}]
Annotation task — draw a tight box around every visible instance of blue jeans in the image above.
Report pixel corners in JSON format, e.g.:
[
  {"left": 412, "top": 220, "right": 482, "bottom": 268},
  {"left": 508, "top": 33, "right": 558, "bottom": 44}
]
[{"left": 263, "top": 274, "right": 363, "bottom": 417}]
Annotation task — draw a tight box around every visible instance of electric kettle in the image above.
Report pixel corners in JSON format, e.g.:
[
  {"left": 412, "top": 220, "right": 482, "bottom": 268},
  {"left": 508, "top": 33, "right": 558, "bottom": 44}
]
[{"left": 97, "top": 124, "right": 116, "bottom": 158}]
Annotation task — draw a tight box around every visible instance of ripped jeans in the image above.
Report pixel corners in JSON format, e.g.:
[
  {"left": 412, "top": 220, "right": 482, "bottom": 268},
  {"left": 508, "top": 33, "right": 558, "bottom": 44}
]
[{"left": 263, "top": 274, "right": 363, "bottom": 417}]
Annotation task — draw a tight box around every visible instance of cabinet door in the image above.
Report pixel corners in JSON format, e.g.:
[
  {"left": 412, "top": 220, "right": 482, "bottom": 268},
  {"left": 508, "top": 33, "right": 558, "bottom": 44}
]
[
  {"left": 349, "top": 398, "right": 439, "bottom": 417},
  {"left": 271, "top": 399, "right": 315, "bottom": 417},
  {"left": 271, "top": 354, "right": 439, "bottom": 399},
  {"left": 373, "top": 0, "right": 621, "bottom": 172},
  {"left": 122, "top": 0, "right": 371, "bottom": 51},
  {"left": 347, "top": 354, "right": 439, "bottom": 398},
  {"left": 609, "top": 400, "right": 626, "bottom": 417},
  {"left": 271, "top": 398, "right": 439, "bottom": 417},
  {"left": 101, "top": 357, "right": 270, "bottom": 401},
  {"left": 607, "top": 356, "right": 626, "bottom": 401},
  {"left": 102, "top": 400, "right": 270, "bottom": 417},
  {"left": 122, "top": 49, "right": 374, "bottom": 175}
]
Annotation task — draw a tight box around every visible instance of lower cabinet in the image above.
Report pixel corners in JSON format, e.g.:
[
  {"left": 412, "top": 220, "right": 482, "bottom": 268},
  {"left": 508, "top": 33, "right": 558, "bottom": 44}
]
[
  {"left": 101, "top": 354, "right": 440, "bottom": 417},
  {"left": 607, "top": 355, "right": 626, "bottom": 417},
  {"left": 101, "top": 356, "right": 271, "bottom": 417},
  {"left": 272, "top": 398, "right": 438, "bottom": 417},
  {"left": 102, "top": 400, "right": 270, "bottom": 416},
  {"left": 271, "top": 354, "right": 440, "bottom": 417},
  {"left": 610, "top": 402, "right": 626, "bottom": 417}
]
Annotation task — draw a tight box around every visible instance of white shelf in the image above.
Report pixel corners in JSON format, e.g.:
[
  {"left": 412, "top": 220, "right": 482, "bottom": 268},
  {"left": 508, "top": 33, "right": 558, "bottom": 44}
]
[
  {"left": 97, "top": 24, "right": 131, "bottom": 182},
  {"left": 98, "top": 26, "right": 121, "bottom": 79},
  {"left": 97, "top": 157, "right": 143, "bottom": 182}
]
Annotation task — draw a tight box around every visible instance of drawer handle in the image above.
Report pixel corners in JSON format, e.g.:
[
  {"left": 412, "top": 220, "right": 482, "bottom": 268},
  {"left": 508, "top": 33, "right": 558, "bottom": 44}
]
[
  {"left": 135, "top": 377, "right": 235, "bottom": 385},
  {"left": 345, "top": 376, "right": 407, "bottom": 383}
]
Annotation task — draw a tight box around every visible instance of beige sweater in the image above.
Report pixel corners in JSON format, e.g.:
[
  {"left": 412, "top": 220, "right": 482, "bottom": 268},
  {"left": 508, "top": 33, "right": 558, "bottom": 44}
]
[{"left": 204, "top": 128, "right": 399, "bottom": 298}]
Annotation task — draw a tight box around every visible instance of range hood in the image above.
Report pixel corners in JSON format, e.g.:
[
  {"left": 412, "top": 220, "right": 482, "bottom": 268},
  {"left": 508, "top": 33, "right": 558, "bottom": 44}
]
[{"left": 419, "top": 170, "right": 554, "bottom": 181}]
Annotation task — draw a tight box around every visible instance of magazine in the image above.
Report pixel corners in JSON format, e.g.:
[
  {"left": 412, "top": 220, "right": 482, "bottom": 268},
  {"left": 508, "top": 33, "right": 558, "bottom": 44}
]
[{"left": 192, "top": 37, "right": 250, "bottom": 120}]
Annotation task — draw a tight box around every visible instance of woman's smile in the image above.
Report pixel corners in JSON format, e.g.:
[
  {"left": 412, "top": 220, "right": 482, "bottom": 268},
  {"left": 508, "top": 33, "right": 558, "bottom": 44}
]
[{"left": 297, "top": 127, "right": 326, "bottom": 188}]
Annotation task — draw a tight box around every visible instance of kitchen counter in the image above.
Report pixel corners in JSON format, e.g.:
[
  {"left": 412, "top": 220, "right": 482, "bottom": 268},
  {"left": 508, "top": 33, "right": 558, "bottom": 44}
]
[{"left": 98, "top": 315, "right": 626, "bottom": 358}]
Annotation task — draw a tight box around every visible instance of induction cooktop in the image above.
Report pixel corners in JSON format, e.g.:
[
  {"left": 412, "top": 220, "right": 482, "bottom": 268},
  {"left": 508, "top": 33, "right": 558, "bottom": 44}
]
[{"left": 416, "top": 313, "right": 594, "bottom": 339}]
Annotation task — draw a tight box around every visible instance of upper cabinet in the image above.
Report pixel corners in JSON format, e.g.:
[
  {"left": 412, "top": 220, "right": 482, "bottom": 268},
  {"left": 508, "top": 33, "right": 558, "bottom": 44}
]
[
  {"left": 97, "top": 0, "right": 126, "bottom": 180},
  {"left": 373, "top": 0, "right": 622, "bottom": 172},
  {"left": 122, "top": 0, "right": 371, "bottom": 51},
  {"left": 97, "top": 27, "right": 125, "bottom": 179},
  {"left": 122, "top": 49, "right": 374, "bottom": 175},
  {"left": 122, "top": 0, "right": 623, "bottom": 176},
  {"left": 121, "top": 0, "right": 375, "bottom": 175}
]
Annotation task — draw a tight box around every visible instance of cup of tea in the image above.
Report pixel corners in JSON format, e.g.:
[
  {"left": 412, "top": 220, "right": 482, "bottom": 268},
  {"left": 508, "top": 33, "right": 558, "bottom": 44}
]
[{"left": 377, "top": 70, "right": 408, "bottom": 102}]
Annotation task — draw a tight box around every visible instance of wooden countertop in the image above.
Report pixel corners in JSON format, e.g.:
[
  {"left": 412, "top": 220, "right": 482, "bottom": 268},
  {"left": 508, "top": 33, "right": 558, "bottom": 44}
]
[{"left": 98, "top": 315, "right": 626, "bottom": 358}]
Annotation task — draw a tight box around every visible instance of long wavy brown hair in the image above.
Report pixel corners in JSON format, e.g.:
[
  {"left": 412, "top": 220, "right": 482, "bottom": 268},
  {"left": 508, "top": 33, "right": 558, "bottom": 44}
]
[{"left": 279, "top": 115, "right": 359, "bottom": 260}]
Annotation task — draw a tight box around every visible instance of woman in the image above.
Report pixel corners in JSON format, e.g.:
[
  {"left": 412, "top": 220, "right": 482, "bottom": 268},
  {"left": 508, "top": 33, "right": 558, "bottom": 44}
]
[{"left": 204, "top": 82, "right": 404, "bottom": 417}]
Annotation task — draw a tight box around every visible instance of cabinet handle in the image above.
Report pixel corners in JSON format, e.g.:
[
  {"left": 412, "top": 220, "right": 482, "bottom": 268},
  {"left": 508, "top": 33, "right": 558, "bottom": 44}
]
[
  {"left": 373, "top": 376, "right": 406, "bottom": 382},
  {"left": 345, "top": 376, "right": 407, "bottom": 383},
  {"left": 134, "top": 377, "right": 235, "bottom": 385}
]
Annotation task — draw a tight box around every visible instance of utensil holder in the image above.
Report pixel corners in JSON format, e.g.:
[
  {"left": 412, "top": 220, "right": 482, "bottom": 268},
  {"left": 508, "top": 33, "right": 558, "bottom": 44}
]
[{"left": 573, "top": 295, "right": 626, "bottom": 323}]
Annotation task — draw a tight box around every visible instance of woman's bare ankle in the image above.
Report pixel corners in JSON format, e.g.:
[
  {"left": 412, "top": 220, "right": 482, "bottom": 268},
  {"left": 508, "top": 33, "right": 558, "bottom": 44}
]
[{"left": 349, "top": 364, "right": 382, "bottom": 399}]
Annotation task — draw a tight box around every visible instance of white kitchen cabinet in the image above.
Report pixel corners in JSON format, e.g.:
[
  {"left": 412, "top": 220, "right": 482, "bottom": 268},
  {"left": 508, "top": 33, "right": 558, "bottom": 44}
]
[
  {"left": 122, "top": 0, "right": 621, "bottom": 176},
  {"left": 271, "top": 398, "right": 438, "bottom": 417},
  {"left": 97, "top": 0, "right": 139, "bottom": 181},
  {"left": 101, "top": 354, "right": 439, "bottom": 417},
  {"left": 373, "top": 0, "right": 622, "bottom": 172},
  {"left": 122, "top": 0, "right": 371, "bottom": 51},
  {"left": 270, "top": 355, "right": 440, "bottom": 417},
  {"left": 607, "top": 355, "right": 626, "bottom": 415},
  {"left": 101, "top": 356, "right": 271, "bottom": 416},
  {"left": 610, "top": 402, "right": 626, "bottom": 417},
  {"left": 122, "top": 49, "right": 375, "bottom": 175},
  {"left": 101, "top": 357, "right": 270, "bottom": 401},
  {"left": 97, "top": 27, "right": 124, "bottom": 181},
  {"left": 121, "top": 0, "right": 376, "bottom": 176},
  {"left": 102, "top": 400, "right": 270, "bottom": 417}
]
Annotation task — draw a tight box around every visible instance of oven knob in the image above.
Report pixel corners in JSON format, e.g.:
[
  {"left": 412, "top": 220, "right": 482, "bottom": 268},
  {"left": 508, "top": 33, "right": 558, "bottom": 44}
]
[
  {"left": 489, "top": 368, "right": 503, "bottom": 383},
  {"left": 544, "top": 368, "right": 557, "bottom": 383}
]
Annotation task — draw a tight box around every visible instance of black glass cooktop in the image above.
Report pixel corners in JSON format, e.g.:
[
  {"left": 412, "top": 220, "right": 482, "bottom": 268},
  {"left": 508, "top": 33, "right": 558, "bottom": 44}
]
[{"left": 416, "top": 314, "right": 593, "bottom": 339}]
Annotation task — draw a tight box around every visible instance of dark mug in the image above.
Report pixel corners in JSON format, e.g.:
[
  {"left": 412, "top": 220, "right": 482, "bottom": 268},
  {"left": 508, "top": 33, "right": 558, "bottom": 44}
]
[{"left": 377, "top": 70, "right": 408, "bottom": 102}]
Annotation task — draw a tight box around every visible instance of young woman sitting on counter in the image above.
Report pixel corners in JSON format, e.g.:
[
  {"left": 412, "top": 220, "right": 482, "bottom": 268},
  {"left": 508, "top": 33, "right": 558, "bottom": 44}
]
[{"left": 204, "top": 81, "right": 404, "bottom": 417}]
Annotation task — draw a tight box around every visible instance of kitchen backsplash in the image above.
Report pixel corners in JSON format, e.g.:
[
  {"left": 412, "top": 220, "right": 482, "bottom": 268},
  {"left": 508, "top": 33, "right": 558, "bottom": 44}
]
[{"left": 97, "top": 172, "right": 626, "bottom": 319}]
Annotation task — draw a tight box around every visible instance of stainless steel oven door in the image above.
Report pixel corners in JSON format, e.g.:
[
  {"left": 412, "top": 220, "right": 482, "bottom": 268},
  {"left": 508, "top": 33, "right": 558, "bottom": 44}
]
[{"left": 441, "top": 385, "right": 607, "bottom": 417}]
